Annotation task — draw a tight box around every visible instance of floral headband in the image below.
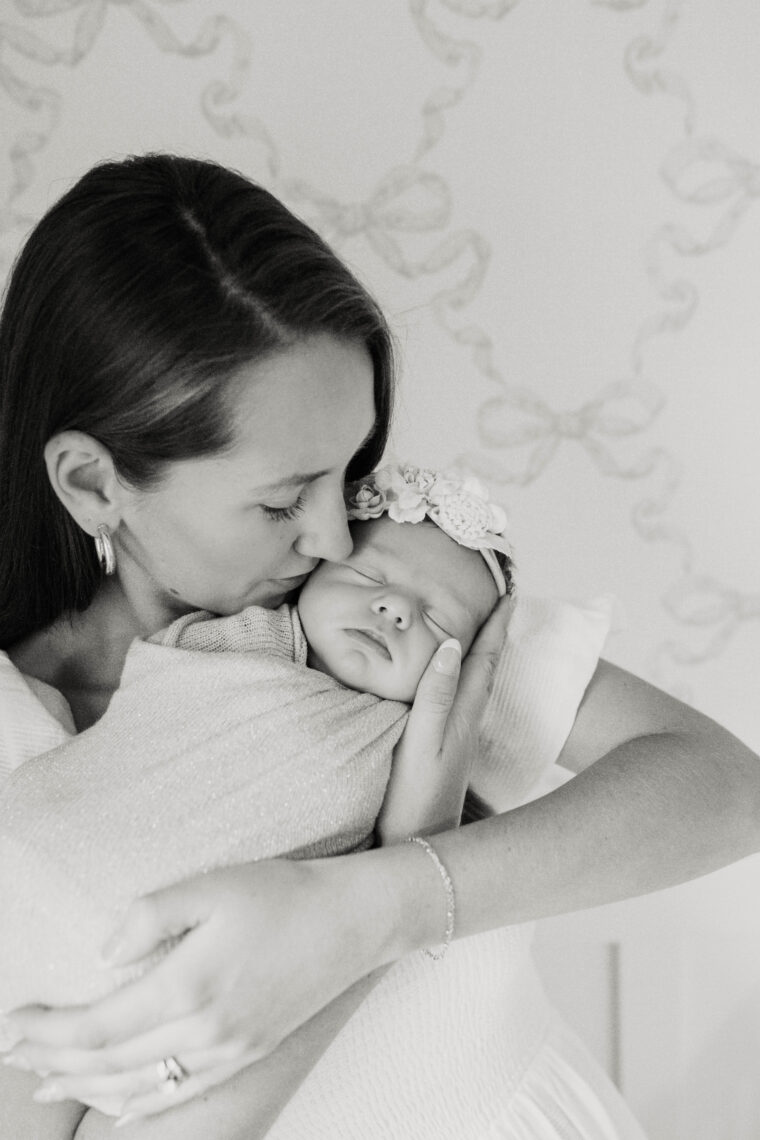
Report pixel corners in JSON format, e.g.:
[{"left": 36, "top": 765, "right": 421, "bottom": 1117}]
[{"left": 346, "top": 463, "right": 513, "bottom": 597}]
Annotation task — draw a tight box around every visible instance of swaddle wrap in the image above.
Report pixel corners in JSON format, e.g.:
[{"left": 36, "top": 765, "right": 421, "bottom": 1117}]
[
  {"left": 0, "top": 604, "right": 407, "bottom": 1008},
  {"left": 0, "top": 594, "right": 613, "bottom": 1015}
]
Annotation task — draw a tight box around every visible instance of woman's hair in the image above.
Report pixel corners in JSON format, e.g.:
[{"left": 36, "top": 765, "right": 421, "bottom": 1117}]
[{"left": 0, "top": 154, "right": 395, "bottom": 647}]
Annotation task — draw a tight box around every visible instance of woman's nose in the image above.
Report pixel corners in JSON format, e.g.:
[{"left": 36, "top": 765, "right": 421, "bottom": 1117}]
[
  {"left": 293, "top": 482, "right": 353, "bottom": 564},
  {"left": 371, "top": 593, "right": 412, "bottom": 630}
]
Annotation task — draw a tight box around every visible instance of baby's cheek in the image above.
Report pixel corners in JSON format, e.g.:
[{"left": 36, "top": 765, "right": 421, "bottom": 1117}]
[
  {"left": 413, "top": 635, "right": 443, "bottom": 683},
  {"left": 457, "top": 614, "right": 486, "bottom": 657}
]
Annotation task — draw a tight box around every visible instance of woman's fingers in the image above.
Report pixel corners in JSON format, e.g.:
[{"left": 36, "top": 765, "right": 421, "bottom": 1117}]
[
  {"left": 32, "top": 1059, "right": 169, "bottom": 1114},
  {"left": 111, "top": 1054, "right": 257, "bottom": 1125},
  {"left": 443, "top": 596, "right": 512, "bottom": 758},
  {"left": 5, "top": 1008, "right": 233, "bottom": 1083},
  {"left": 377, "top": 639, "right": 462, "bottom": 843},
  {"left": 5, "top": 943, "right": 224, "bottom": 1077},
  {"left": 392, "top": 638, "right": 461, "bottom": 762},
  {"left": 6, "top": 970, "right": 181, "bottom": 1058},
  {"left": 30, "top": 1040, "right": 249, "bottom": 1116}
]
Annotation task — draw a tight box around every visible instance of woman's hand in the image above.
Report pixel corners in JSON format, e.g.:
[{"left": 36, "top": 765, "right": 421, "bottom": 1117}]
[
  {"left": 3, "top": 858, "right": 381, "bottom": 1120},
  {"left": 377, "top": 597, "right": 512, "bottom": 845}
]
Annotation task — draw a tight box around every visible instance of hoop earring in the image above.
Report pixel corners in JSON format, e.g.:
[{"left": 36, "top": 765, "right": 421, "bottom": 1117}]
[{"left": 94, "top": 524, "right": 116, "bottom": 576}]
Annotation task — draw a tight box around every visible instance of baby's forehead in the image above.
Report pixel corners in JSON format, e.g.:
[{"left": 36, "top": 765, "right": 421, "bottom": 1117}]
[
  {"left": 352, "top": 516, "right": 454, "bottom": 566},
  {"left": 350, "top": 517, "right": 496, "bottom": 615}
]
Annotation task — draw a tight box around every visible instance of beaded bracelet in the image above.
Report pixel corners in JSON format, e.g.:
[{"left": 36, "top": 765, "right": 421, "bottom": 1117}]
[{"left": 406, "top": 836, "right": 455, "bottom": 960}]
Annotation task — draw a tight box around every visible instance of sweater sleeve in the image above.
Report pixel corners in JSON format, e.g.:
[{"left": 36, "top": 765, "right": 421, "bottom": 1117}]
[
  {"left": 152, "top": 602, "right": 308, "bottom": 663},
  {"left": 471, "top": 595, "right": 614, "bottom": 812}
]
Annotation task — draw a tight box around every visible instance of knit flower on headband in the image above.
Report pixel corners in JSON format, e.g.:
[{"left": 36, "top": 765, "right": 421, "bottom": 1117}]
[{"left": 346, "top": 463, "right": 513, "bottom": 595}]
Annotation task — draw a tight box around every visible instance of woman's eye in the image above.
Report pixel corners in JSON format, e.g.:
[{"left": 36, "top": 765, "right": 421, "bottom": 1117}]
[{"left": 262, "top": 495, "right": 306, "bottom": 522}]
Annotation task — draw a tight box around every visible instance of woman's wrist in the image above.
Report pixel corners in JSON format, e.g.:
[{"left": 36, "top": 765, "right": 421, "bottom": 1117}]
[{"left": 339, "top": 841, "right": 457, "bottom": 968}]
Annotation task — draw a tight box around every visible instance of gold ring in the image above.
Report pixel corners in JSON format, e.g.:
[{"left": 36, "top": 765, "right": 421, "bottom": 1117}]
[{"left": 157, "top": 1055, "right": 188, "bottom": 1092}]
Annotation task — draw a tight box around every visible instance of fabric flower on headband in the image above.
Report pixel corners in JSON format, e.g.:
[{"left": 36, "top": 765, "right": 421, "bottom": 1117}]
[{"left": 346, "top": 463, "right": 513, "bottom": 597}]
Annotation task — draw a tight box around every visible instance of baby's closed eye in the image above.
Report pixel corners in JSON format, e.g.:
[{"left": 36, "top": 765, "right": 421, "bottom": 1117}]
[
  {"left": 423, "top": 610, "right": 454, "bottom": 638},
  {"left": 346, "top": 565, "right": 383, "bottom": 584}
]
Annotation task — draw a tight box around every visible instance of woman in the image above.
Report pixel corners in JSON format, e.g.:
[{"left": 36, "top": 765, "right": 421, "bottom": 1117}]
[{"left": 0, "top": 154, "right": 757, "bottom": 1139}]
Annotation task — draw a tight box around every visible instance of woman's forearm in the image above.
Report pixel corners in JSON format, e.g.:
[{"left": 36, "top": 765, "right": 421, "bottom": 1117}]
[
  {"left": 363, "top": 715, "right": 760, "bottom": 963},
  {"left": 74, "top": 970, "right": 388, "bottom": 1140},
  {"left": 441, "top": 724, "right": 758, "bottom": 929}
]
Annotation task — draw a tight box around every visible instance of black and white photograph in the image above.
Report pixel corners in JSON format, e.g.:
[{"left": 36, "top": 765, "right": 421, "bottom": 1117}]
[{"left": 1, "top": 3, "right": 758, "bottom": 1137}]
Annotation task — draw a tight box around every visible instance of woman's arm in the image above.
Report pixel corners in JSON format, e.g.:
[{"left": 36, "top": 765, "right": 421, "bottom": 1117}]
[{"left": 396, "top": 658, "right": 760, "bottom": 934}]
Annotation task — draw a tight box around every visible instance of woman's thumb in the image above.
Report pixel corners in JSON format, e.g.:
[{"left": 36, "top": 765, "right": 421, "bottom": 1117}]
[
  {"left": 100, "top": 883, "right": 203, "bottom": 967},
  {"left": 416, "top": 638, "right": 462, "bottom": 714},
  {"left": 434, "top": 639, "right": 462, "bottom": 677}
]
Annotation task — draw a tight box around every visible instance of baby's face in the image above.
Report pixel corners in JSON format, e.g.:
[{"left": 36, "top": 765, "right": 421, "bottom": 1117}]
[{"left": 298, "top": 516, "right": 498, "bottom": 702}]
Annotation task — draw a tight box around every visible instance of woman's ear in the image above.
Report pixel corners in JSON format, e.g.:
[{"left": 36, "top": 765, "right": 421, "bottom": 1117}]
[{"left": 44, "top": 431, "right": 125, "bottom": 536}]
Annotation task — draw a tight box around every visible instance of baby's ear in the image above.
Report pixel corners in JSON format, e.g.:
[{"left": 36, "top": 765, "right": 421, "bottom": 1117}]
[{"left": 44, "top": 430, "right": 124, "bottom": 535}]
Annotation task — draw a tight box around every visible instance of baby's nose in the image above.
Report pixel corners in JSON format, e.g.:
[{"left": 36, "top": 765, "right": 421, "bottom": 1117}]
[{"left": 371, "top": 594, "right": 411, "bottom": 630}]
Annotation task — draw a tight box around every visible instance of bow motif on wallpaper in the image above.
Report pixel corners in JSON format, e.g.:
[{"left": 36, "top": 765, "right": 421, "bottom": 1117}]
[
  {"left": 0, "top": 0, "right": 266, "bottom": 264},
  {"left": 661, "top": 578, "right": 760, "bottom": 665},
  {"left": 458, "top": 380, "right": 667, "bottom": 485},
  {"left": 285, "top": 167, "right": 490, "bottom": 333},
  {"left": 661, "top": 138, "right": 760, "bottom": 246},
  {"left": 621, "top": 0, "right": 695, "bottom": 133},
  {"left": 636, "top": 136, "right": 760, "bottom": 366},
  {"left": 285, "top": 167, "right": 451, "bottom": 250},
  {"left": 409, "top": 0, "right": 520, "bottom": 159}
]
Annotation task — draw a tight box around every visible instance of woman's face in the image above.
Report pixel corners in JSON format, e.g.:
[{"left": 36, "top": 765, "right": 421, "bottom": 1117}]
[{"left": 115, "top": 335, "right": 377, "bottom": 620}]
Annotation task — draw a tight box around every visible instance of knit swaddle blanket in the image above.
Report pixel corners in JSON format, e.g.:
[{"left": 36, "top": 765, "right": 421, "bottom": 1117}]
[
  {"left": 0, "top": 595, "right": 612, "bottom": 1013},
  {"left": 0, "top": 605, "right": 407, "bottom": 1008}
]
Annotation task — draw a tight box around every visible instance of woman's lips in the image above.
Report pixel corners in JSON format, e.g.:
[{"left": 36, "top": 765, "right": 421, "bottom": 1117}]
[
  {"left": 274, "top": 572, "right": 311, "bottom": 590},
  {"left": 345, "top": 627, "right": 392, "bottom": 660},
  {"left": 274, "top": 562, "right": 318, "bottom": 586}
]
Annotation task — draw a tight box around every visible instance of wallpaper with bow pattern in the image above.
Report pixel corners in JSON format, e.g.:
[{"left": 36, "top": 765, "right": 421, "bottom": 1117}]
[{"left": 1, "top": 0, "right": 758, "bottom": 754}]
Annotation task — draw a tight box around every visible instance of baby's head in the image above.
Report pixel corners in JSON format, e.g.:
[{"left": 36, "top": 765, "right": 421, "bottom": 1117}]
[{"left": 298, "top": 464, "right": 514, "bottom": 702}]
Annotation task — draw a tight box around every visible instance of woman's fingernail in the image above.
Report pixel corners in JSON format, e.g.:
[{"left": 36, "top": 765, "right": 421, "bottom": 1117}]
[
  {"left": 3, "top": 1052, "right": 31, "bottom": 1070},
  {"left": 433, "top": 638, "right": 461, "bottom": 675},
  {"left": 33, "top": 1082, "right": 64, "bottom": 1104}
]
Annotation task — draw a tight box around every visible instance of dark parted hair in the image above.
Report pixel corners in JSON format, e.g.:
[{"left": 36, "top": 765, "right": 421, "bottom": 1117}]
[{"left": 0, "top": 154, "right": 395, "bottom": 648}]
